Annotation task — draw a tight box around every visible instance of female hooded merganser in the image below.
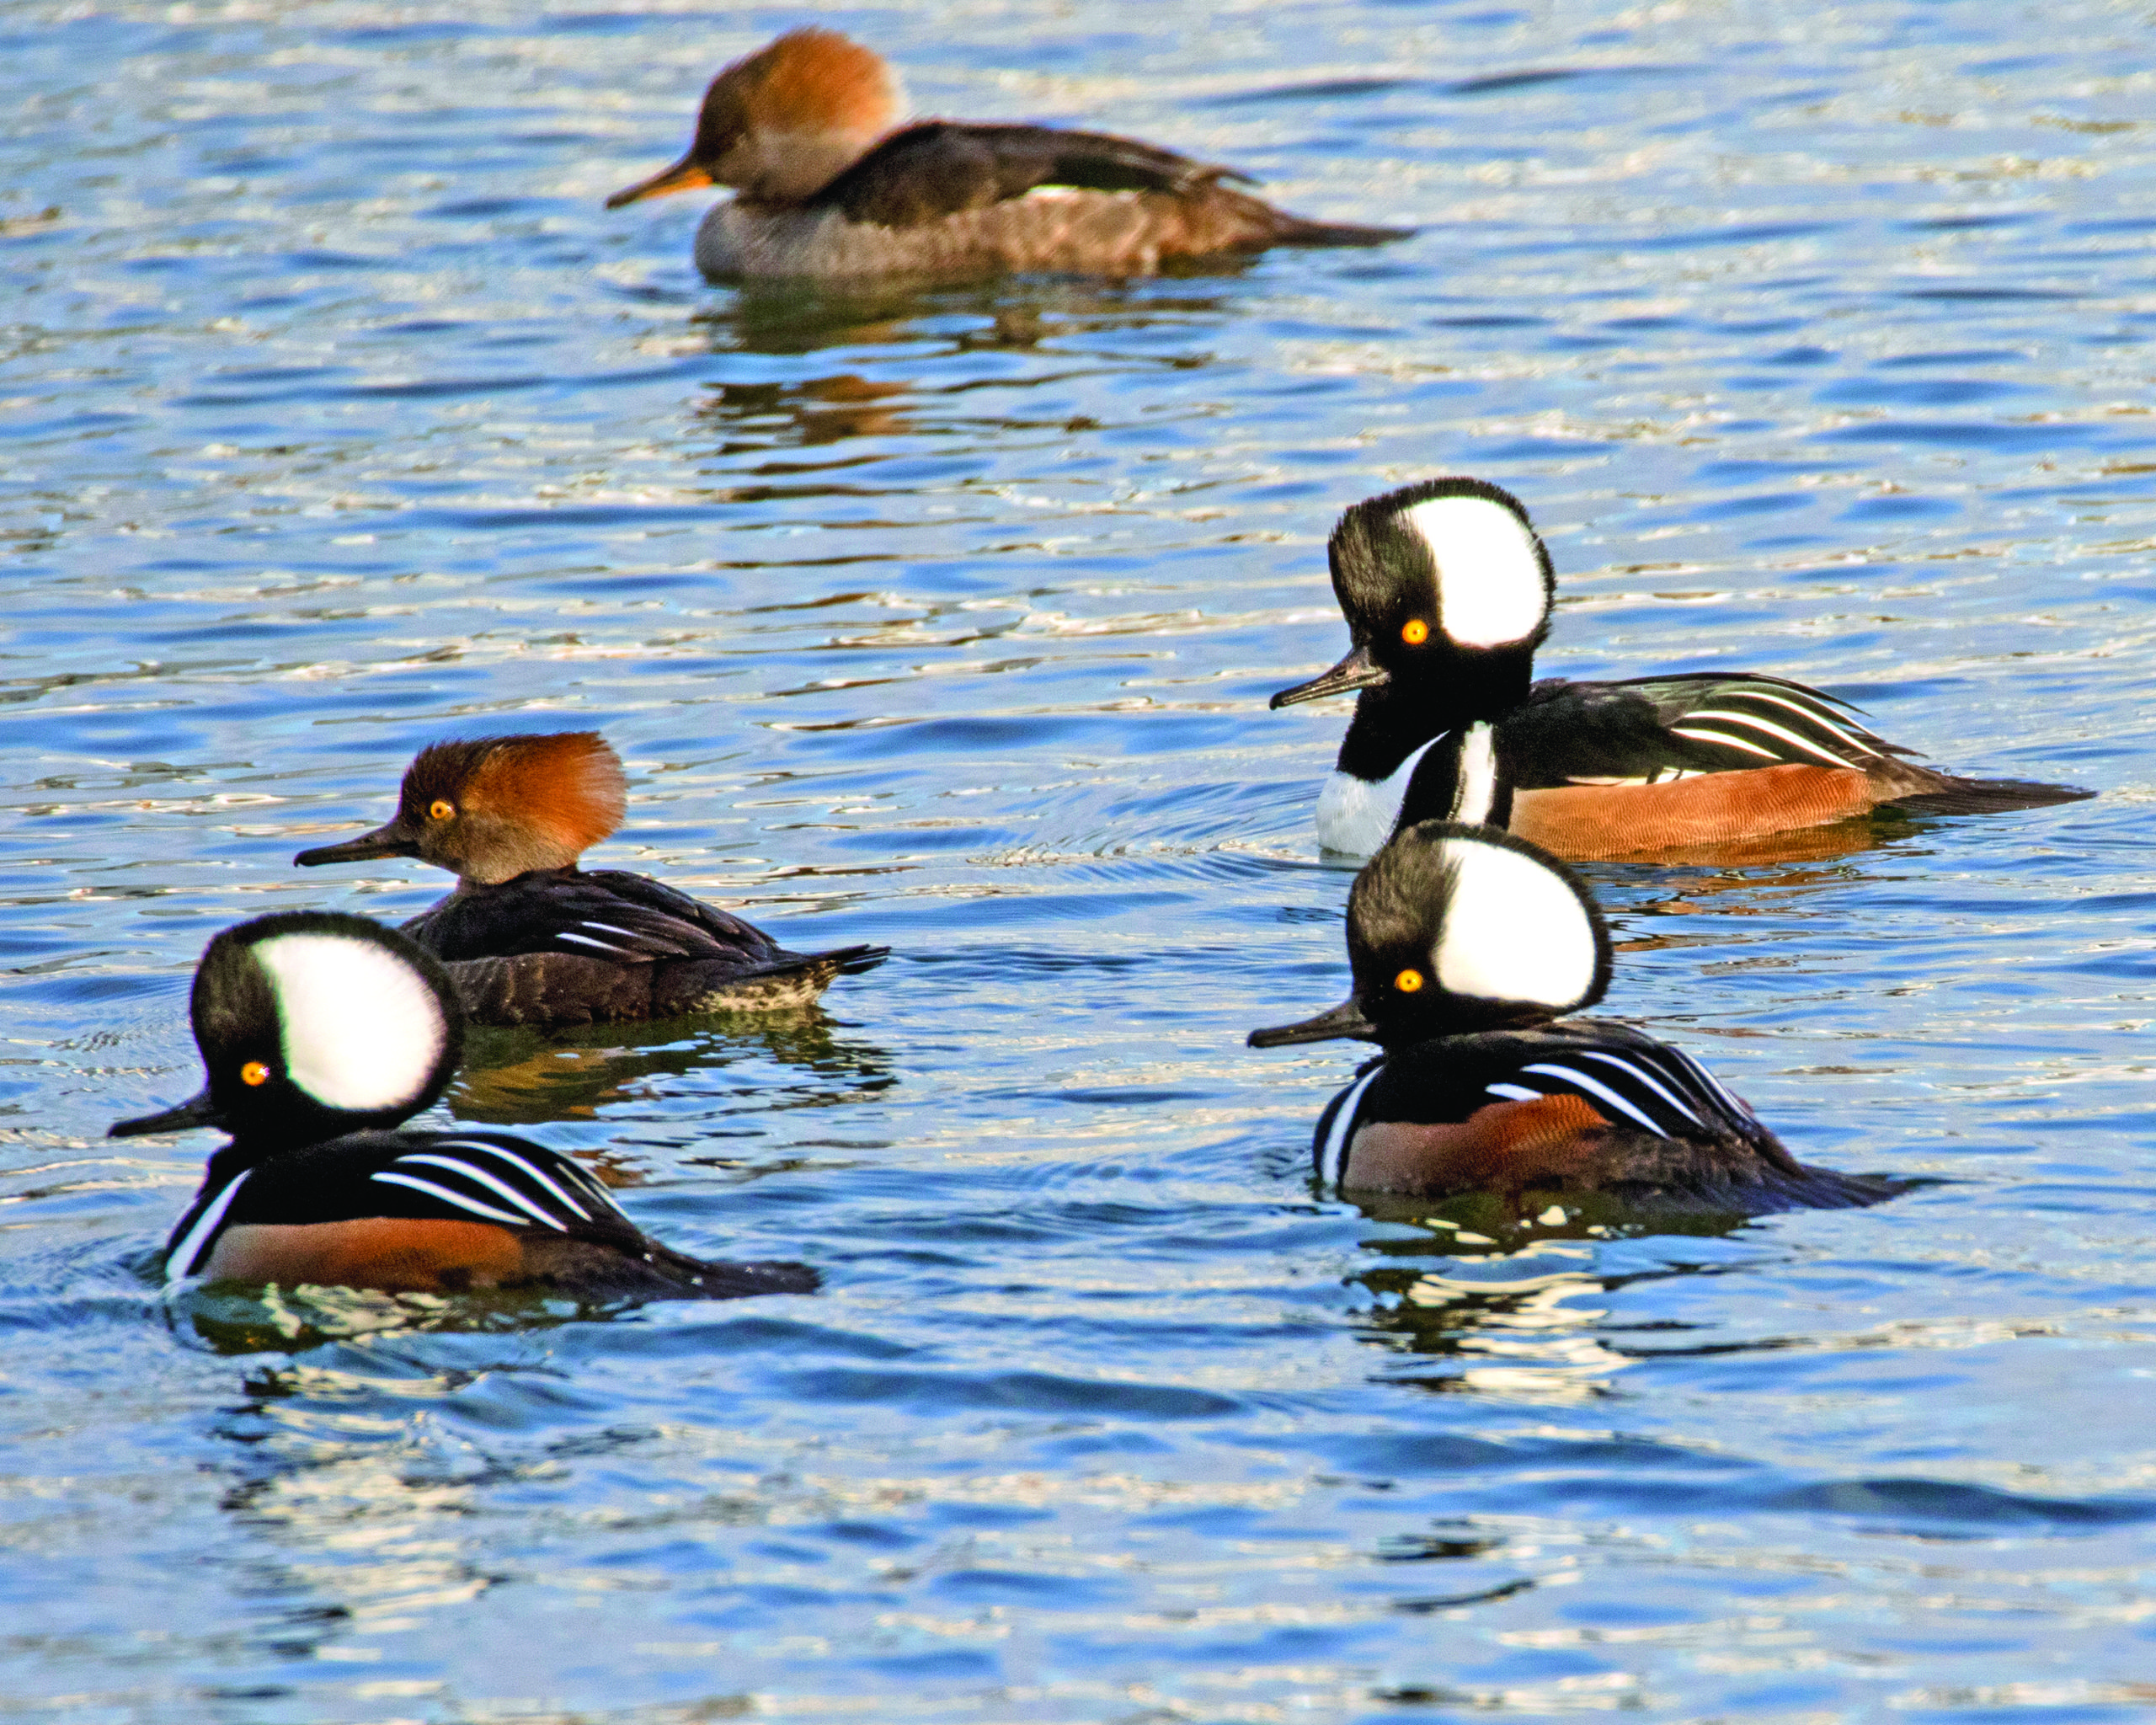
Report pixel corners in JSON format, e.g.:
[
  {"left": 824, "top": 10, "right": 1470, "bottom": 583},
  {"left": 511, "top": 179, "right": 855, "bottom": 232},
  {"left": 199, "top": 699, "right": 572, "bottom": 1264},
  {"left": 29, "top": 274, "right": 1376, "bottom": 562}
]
[
  {"left": 294, "top": 732, "right": 887, "bottom": 1026},
  {"left": 1271, "top": 478, "right": 2093, "bottom": 858},
  {"left": 111, "top": 911, "right": 819, "bottom": 1299},
  {"left": 1248, "top": 823, "right": 1892, "bottom": 1211},
  {"left": 605, "top": 27, "right": 1406, "bottom": 280}
]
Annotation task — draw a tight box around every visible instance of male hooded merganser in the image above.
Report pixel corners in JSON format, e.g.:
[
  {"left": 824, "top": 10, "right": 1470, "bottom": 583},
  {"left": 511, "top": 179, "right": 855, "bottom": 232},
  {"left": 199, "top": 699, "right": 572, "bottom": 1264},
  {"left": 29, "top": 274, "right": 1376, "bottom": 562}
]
[
  {"left": 294, "top": 732, "right": 887, "bottom": 1026},
  {"left": 1271, "top": 478, "right": 2093, "bottom": 858},
  {"left": 111, "top": 911, "right": 818, "bottom": 1299},
  {"left": 605, "top": 28, "right": 1406, "bottom": 280},
  {"left": 1248, "top": 823, "right": 1892, "bottom": 1211}
]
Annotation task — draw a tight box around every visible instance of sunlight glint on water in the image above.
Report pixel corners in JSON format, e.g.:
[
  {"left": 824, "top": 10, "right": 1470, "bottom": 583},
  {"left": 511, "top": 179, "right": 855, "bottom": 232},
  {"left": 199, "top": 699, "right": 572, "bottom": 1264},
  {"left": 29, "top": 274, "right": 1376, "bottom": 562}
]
[{"left": 3, "top": 0, "right": 2154, "bottom": 1717}]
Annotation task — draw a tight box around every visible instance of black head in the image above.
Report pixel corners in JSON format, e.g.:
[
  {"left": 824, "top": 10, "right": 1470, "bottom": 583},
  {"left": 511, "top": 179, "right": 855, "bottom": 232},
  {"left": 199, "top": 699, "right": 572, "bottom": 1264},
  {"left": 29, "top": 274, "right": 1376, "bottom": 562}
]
[
  {"left": 1270, "top": 478, "right": 1555, "bottom": 718},
  {"left": 1248, "top": 823, "right": 1611, "bottom": 1049},
  {"left": 109, "top": 911, "right": 464, "bottom": 1152}
]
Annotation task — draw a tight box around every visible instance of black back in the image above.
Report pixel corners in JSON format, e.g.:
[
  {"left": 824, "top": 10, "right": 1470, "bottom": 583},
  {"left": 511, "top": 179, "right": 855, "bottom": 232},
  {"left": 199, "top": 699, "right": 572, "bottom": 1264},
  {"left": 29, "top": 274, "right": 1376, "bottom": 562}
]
[
  {"left": 405, "top": 868, "right": 788, "bottom": 966},
  {"left": 814, "top": 120, "right": 1241, "bottom": 227}
]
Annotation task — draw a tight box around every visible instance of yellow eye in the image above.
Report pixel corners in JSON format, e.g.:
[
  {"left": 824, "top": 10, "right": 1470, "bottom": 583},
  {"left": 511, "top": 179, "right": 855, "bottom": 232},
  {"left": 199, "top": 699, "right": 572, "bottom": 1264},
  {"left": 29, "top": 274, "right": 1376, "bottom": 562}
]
[
  {"left": 240, "top": 1060, "right": 270, "bottom": 1087},
  {"left": 1395, "top": 969, "right": 1425, "bottom": 994},
  {"left": 428, "top": 798, "right": 455, "bottom": 821},
  {"left": 1401, "top": 618, "right": 1430, "bottom": 646}
]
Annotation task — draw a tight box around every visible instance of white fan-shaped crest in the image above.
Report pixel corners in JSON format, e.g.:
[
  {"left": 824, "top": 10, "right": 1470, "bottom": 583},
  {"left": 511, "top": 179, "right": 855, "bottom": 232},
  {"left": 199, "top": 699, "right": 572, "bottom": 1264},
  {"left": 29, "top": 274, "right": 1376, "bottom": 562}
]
[
  {"left": 1401, "top": 495, "right": 1546, "bottom": 649},
  {"left": 1433, "top": 839, "right": 1597, "bottom": 1007},
  {"left": 253, "top": 933, "right": 447, "bottom": 1113}
]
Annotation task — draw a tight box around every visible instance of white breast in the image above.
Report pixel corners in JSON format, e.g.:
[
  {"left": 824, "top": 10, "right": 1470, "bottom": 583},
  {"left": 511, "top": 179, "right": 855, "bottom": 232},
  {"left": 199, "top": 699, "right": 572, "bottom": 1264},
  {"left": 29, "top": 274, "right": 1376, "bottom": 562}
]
[{"left": 1315, "top": 738, "right": 1438, "bottom": 857}]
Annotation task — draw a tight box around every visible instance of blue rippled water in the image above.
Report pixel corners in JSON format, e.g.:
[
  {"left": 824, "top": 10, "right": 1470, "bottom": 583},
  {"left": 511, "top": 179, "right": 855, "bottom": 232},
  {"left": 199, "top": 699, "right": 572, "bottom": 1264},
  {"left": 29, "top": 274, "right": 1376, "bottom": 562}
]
[{"left": 4, "top": 0, "right": 2155, "bottom": 1717}]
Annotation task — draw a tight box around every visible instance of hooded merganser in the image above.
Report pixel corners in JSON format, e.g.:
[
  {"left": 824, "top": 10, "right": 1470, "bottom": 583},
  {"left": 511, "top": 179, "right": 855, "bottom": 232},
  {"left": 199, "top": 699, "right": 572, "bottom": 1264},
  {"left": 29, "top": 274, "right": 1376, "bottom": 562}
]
[
  {"left": 1248, "top": 823, "right": 1895, "bottom": 1211},
  {"left": 293, "top": 732, "right": 888, "bottom": 1027},
  {"left": 1271, "top": 478, "right": 2094, "bottom": 858},
  {"left": 111, "top": 911, "right": 819, "bottom": 1299},
  {"left": 605, "top": 27, "right": 1406, "bottom": 280}
]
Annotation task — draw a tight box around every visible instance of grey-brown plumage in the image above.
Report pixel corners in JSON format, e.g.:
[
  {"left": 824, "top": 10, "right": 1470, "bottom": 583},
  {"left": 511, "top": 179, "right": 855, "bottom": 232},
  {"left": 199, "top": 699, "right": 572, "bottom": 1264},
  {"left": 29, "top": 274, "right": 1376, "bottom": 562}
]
[
  {"left": 606, "top": 29, "right": 1406, "bottom": 280},
  {"left": 294, "top": 733, "right": 888, "bottom": 1027}
]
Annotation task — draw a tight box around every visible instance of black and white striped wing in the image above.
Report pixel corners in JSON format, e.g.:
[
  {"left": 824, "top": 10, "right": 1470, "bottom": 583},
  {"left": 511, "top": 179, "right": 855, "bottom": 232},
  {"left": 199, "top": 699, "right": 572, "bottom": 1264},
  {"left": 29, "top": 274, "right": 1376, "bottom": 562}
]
[
  {"left": 365, "top": 1134, "right": 637, "bottom": 1236},
  {"left": 1306, "top": 1032, "right": 1772, "bottom": 1189},
  {"left": 410, "top": 873, "right": 780, "bottom": 967},
  {"left": 1481, "top": 1037, "right": 1769, "bottom": 1145},
  {"left": 1513, "top": 676, "right": 1913, "bottom": 788},
  {"left": 161, "top": 1133, "right": 650, "bottom": 1286},
  {"left": 1641, "top": 676, "right": 1905, "bottom": 773}
]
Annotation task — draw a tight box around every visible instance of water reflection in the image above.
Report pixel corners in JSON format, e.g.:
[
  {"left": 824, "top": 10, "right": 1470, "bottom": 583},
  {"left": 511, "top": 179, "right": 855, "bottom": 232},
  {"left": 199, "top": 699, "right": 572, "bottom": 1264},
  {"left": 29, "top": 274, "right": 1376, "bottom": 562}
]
[
  {"left": 1346, "top": 1197, "right": 1758, "bottom": 1404},
  {"left": 700, "top": 374, "right": 914, "bottom": 448},
  {"left": 173, "top": 1281, "right": 591, "bottom": 1354},
  {"left": 708, "top": 275, "right": 1248, "bottom": 360},
  {"left": 449, "top": 1013, "right": 895, "bottom": 1132}
]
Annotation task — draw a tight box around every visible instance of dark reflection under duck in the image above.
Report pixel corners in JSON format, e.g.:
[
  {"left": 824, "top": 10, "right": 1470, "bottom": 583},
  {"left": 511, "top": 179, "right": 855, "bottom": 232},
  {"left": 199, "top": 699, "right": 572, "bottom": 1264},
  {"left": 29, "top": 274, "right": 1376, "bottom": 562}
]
[
  {"left": 449, "top": 1010, "right": 895, "bottom": 1130},
  {"left": 1345, "top": 1222, "right": 1706, "bottom": 1406},
  {"left": 696, "top": 271, "right": 1246, "bottom": 363}
]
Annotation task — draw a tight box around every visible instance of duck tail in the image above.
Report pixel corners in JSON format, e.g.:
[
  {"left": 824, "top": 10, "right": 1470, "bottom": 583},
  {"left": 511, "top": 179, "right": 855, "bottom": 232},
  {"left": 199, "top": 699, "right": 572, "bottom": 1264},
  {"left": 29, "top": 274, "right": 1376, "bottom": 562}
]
[
  {"left": 528, "top": 1233, "right": 821, "bottom": 1300},
  {"left": 1269, "top": 213, "right": 1415, "bottom": 248},
  {"left": 656, "top": 944, "right": 891, "bottom": 1015},
  {"left": 1886, "top": 775, "right": 2095, "bottom": 815}
]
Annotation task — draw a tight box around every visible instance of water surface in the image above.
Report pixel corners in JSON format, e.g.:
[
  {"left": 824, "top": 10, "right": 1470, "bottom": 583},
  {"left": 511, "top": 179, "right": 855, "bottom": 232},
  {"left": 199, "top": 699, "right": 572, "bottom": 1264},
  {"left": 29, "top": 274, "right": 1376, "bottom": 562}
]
[{"left": 4, "top": 0, "right": 2155, "bottom": 1717}]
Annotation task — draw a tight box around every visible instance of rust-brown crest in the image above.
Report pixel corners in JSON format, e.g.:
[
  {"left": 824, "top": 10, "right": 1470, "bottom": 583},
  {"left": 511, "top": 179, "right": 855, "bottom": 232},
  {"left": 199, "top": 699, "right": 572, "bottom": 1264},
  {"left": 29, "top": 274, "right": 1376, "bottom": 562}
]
[
  {"left": 400, "top": 732, "right": 627, "bottom": 872},
  {"left": 704, "top": 28, "right": 900, "bottom": 150}
]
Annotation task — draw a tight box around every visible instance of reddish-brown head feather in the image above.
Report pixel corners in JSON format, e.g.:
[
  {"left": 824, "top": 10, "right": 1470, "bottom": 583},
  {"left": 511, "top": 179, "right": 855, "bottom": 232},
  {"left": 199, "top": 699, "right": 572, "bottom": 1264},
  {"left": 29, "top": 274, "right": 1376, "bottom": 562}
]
[
  {"left": 692, "top": 29, "right": 901, "bottom": 201},
  {"left": 396, "top": 732, "right": 627, "bottom": 882},
  {"left": 462, "top": 733, "right": 626, "bottom": 856}
]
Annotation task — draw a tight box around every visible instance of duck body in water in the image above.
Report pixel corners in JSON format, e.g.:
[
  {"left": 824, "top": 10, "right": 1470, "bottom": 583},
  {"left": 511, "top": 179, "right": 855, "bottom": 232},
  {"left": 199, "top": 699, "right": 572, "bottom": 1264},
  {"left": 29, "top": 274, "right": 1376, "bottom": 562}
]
[
  {"left": 1273, "top": 478, "right": 2093, "bottom": 858},
  {"left": 295, "top": 732, "right": 887, "bottom": 1026},
  {"left": 112, "top": 911, "right": 818, "bottom": 1300},
  {"left": 1249, "top": 822, "right": 1898, "bottom": 1214},
  {"left": 606, "top": 28, "right": 1407, "bottom": 280}
]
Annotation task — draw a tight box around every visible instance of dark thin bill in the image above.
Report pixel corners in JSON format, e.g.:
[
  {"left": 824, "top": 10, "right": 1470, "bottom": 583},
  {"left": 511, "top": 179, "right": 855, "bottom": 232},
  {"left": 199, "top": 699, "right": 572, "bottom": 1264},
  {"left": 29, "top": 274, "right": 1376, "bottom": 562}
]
[
  {"left": 294, "top": 822, "right": 418, "bottom": 867},
  {"left": 1246, "top": 996, "right": 1379, "bottom": 1048},
  {"left": 109, "top": 1087, "right": 223, "bottom": 1138},
  {"left": 1269, "top": 643, "right": 1389, "bottom": 709}
]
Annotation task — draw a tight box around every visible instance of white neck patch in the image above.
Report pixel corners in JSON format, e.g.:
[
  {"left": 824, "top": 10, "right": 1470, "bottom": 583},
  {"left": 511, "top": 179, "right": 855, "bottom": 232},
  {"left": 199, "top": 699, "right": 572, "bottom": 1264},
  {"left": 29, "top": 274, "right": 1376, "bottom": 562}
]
[
  {"left": 1401, "top": 495, "right": 1547, "bottom": 649},
  {"left": 252, "top": 933, "right": 447, "bottom": 1114},
  {"left": 1433, "top": 840, "right": 1597, "bottom": 1008},
  {"left": 1449, "top": 724, "right": 1499, "bottom": 824}
]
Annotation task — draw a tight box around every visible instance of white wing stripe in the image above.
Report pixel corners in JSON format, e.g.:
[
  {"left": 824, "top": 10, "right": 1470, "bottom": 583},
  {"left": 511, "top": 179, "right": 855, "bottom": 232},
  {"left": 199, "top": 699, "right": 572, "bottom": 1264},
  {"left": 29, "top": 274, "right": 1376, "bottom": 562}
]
[
  {"left": 1319, "top": 1067, "right": 1385, "bottom": 1188},
  {"left": 1486, "top": 1082, "right": 1541, "bottom": 1103},
  {"left": 1667, "top": 1045, "right": 1753, "bottom": 1118},
  {"left": 429, "top": 1139, "right": 596, "bottom": 1221},
  {"left": 1669, "top": 725, "right": 1781, "bottom": 761},
  {"left": 557, "top": 932, "right": 630, "bottom": 954},
  {"left": 1677, "top": 709, "right": 1859, "bottom": 767},
  {"left": 368, "top": 1171, "right": 529, "bottom": 1228},
  {"left": 1723, "top": 689, "right": 1881, "bottom": 754},
  {"left": 166, "top": 1168, "right": 253, "bottom": 1283},
  {"left": 1575, "top": 1050, "right": 1705, "bottom": 1127},
  {"left": 395, "top": 1153, "right": 570, "bottom": 1231},
  {"left": 1518, "top": 1063, "right": 1670, "bottom": 1136}
]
